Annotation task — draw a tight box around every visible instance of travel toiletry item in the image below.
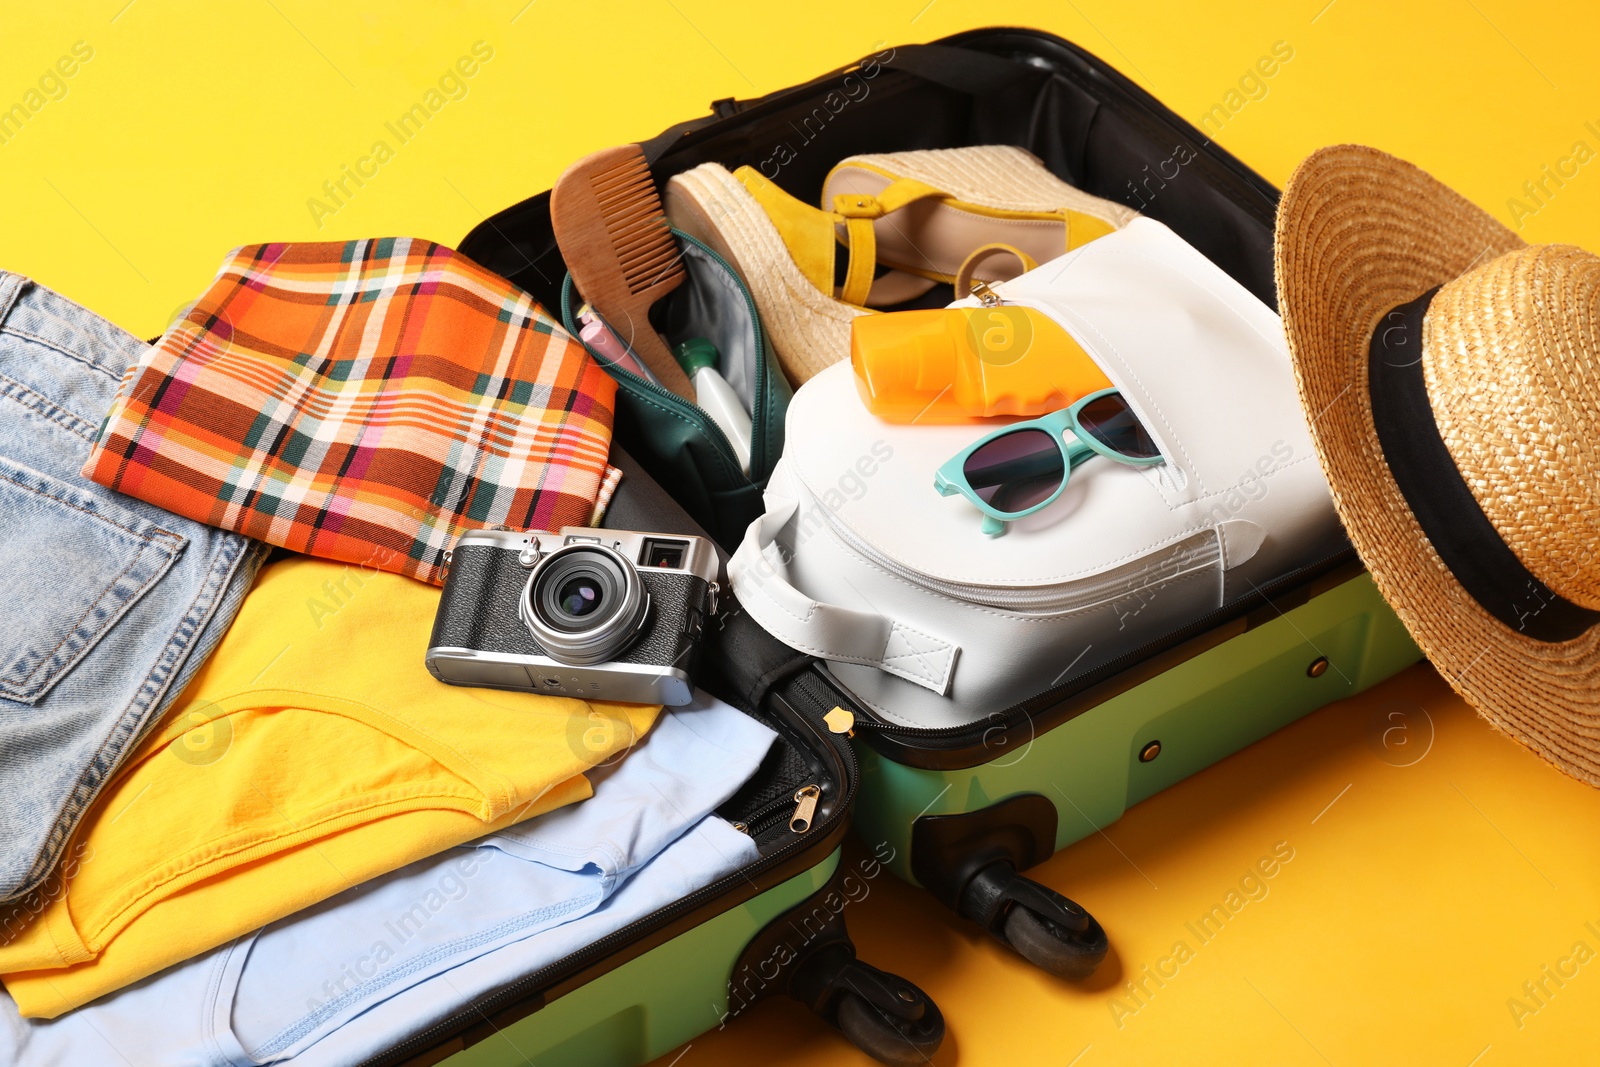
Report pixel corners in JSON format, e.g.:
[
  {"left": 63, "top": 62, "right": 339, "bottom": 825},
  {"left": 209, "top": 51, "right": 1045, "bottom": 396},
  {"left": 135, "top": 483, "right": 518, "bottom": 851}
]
[
  {"left": 666, "top": 145, "right": 1138, "bottom": 384},
  {"left": 0, "top": 555, "right": 659, "bottom": 1019},
  {"left": 674, "top": 338, "right": 754, "bottom": 475},
  {"left": 934, "top": 388, "right": 1163, "bottom": 536},
  {"left": 551, "top": 144, "right": 697, "bottom": 400},
  {"left": 81, "top": 238, "right": 620, "bottom": 587},
  {"left": 729, "top": 218, "right": 1344, "bottom": 728},
  {"left": 850, "top": 304, "right": 1114, "bottom": 422},
  {"left": 557, "top": 229, "right": 792, "bottom": 550},
  {"left": 0, "top": 272, "right": 266, "bottom": 909},
  {"left": 577, "top": 303, "right": 661, "bottom": 384},
  {"left": 427, "top": 525, "right": 720, "bottom": 706},
  {"left": 1276, "top": 144, "right": 1600, "bottom": 787}
]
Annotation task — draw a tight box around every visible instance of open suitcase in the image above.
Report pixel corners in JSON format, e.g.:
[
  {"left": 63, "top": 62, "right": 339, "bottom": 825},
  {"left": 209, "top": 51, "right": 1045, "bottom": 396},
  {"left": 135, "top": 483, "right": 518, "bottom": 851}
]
[
  {"left": 373, "top": 445, "right": 942, "bottom": 1067},
  {"left": 458, "top": 28, "right": 1423, "bottom": 982}
]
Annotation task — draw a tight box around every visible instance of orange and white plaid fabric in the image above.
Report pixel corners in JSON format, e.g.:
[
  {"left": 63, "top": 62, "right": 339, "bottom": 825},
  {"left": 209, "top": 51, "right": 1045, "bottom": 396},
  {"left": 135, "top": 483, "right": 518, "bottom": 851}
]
[{"left": 84, "top": 238, "right": 619, "bottom": 585}]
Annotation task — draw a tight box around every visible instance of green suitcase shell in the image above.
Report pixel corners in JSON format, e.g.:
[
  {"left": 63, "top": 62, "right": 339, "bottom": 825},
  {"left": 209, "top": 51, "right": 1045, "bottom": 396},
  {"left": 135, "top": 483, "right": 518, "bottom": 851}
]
[
  {"left": 457, "top": 24, "right": 1424, "bottom": 1007},
  {"left": 840, "top": 561, "right": 1419, "bottom": 975}
]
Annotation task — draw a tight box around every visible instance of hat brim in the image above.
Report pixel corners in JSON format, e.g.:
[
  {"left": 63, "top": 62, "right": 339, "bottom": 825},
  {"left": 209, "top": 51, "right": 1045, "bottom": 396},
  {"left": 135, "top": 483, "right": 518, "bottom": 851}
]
[{"left": 1275, "top": 144, "right": 1600, "bottom": 785}]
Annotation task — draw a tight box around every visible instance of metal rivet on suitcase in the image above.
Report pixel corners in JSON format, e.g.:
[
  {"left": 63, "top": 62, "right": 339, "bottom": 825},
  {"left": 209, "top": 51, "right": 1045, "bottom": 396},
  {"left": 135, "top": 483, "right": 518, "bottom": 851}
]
[
  {"left": 1307, "top": 656, "right": 1330, "bottom": 677},
  {"left": 1139, "top": 740, "right": 1162, "bottom": 762}
]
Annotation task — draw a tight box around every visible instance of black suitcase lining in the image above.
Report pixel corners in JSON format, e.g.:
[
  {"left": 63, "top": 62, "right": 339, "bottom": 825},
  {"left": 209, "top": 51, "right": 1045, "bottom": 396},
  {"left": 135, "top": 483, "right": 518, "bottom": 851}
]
[{"left": 461, "top": 30, "right": 1280, "bottom": 312}]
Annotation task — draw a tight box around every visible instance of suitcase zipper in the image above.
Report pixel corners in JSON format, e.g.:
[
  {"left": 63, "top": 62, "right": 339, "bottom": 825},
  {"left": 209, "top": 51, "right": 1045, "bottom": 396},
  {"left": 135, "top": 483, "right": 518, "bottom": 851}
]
[
  {"left": 732, "top": 782, "right": 822, "bottom": 837},
  {"left": 812, "top": 500, "right": 1221, "bottom": 613},
  {"left": 851, "top": 545, "right": 1359, "bottom": 745},
  {"left": 789, "top": 784, "right": 821, "bottom": 833},
  {"left": 357, "top": 696, "right": 854, "bottom": 1067}
]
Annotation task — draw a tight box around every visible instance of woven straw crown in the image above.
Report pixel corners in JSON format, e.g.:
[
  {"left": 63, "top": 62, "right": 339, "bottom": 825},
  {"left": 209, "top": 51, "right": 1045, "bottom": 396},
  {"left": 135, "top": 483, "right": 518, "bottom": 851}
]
[{"left": 1424, "top": 245, "right": 1600, "bottom": 609}]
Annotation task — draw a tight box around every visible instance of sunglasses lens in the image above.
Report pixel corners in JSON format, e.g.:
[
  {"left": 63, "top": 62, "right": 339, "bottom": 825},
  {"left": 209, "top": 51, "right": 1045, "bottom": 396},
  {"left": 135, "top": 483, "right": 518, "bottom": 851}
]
[
  {"left": 961, "top": 428, "right": 1064, "bottom": 514},
  {"left": 1077, "top": 393, "right": 1159, "bottom": 459}
]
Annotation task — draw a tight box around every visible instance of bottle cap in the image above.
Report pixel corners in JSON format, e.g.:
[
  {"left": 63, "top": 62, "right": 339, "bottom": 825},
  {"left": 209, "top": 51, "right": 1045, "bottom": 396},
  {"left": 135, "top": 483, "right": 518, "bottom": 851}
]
[{"left": 672, "top": 337, "right": 719, "bottom": 376}]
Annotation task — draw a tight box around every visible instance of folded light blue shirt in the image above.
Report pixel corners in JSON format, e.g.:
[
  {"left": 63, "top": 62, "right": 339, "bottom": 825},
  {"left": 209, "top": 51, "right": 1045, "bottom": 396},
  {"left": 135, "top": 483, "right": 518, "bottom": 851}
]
[{"left": 0, "top": 691, "right": 773, "bottom": 1066}]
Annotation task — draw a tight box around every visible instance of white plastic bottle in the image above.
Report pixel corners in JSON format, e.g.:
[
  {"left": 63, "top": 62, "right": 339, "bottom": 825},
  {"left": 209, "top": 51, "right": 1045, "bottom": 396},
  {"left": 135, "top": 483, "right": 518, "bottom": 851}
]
[{"left": 673, "top": 338, "right": 753, "bottom": 476}]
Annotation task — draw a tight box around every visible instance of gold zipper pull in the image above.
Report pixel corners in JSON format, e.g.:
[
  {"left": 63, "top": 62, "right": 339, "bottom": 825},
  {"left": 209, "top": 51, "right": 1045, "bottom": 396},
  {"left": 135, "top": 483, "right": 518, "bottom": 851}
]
[
  {"left": 789, "top": 784, "right": 821, "bottom": 833},
  {"left": 823, "top": 706, "right": 855, "bottom": 736},
  {"left": 731, "top": 820, "right": 749, "bottom": 835}
]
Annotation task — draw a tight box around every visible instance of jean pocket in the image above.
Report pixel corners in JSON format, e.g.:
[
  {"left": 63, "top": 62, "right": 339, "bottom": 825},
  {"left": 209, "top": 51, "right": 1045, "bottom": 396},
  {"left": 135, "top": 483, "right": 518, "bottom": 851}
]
[{"left": 0, "top": 453, "right": 188, "bottom": 705}]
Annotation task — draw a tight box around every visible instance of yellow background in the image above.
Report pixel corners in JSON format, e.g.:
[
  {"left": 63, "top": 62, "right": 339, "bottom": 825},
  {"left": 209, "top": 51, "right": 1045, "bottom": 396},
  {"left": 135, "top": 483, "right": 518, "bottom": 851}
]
[{"left": 3, "top": 2, "right": 1599, "bottom": 1064}]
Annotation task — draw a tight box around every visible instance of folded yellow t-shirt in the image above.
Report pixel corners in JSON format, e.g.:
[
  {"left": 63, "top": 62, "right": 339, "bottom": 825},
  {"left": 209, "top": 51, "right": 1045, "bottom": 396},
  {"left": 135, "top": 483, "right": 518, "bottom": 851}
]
[{"left": 0, "top": 557, "right": 658, "bottom": 1018}]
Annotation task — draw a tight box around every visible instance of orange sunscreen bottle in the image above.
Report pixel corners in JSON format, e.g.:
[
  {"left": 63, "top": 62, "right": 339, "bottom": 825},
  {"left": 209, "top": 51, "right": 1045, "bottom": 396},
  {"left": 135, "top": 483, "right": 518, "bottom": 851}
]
[{"left": 850, "top": 305, "right": 1113, "bottom": 422}]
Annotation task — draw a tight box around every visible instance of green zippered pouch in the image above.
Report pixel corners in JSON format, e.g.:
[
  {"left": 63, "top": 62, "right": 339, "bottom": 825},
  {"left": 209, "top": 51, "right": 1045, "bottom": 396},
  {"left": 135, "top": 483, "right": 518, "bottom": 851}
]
[{"left": 560, "top": 229, "right": 790, "bottom": 548}]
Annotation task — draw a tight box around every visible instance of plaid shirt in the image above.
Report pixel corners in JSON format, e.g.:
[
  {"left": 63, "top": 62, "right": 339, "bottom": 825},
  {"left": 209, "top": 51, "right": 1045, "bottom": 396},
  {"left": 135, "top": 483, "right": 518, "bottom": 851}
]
[{"left": 84, "top": 238, "right": 618, "bottom": 585}]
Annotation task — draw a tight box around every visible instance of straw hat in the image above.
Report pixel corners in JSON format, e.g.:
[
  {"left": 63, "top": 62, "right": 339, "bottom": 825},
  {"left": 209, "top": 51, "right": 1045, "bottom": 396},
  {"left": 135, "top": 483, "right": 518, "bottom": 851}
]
[{"left": 1275, "top": 144, "right": 1600, "bottom": 785}]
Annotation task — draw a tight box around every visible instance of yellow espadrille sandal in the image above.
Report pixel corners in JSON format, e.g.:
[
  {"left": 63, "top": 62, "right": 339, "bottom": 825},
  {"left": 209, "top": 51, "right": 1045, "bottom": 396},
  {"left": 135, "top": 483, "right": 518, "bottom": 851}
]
[
  {"left": 665, "top": 146, "right": 1135, "bottom": 385},
  {"left": 823, "top": 145, "right": 1138, "bottom": 291}
]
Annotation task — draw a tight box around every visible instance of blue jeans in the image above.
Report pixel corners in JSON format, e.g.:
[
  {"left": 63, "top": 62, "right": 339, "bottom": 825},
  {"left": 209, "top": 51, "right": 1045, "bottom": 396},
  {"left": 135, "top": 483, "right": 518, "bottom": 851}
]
[{"left": 0, "top": 273, "right": 265, "bottom": 906}]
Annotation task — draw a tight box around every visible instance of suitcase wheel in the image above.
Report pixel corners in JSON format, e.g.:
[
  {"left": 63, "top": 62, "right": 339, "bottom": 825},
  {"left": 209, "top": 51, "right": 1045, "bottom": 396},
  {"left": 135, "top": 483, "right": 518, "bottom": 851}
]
[
  {"left": 793, "top": 940, "right": 945, "bottom": 1065},
  {"left": 910, "top": 797, "right": 1110, "bottom": 979},
  {"left": 1000, "top": 890, "right": 1110, "bottom": 979},
  {"left": 834, "top": 976, "right": 946, "bottom": 1066},
  {"left": 735, "top": 883, "right": 946, "bottom": 1064},
  {"left": 962, "top": 860, "right": 1109, "bottom": 980}
]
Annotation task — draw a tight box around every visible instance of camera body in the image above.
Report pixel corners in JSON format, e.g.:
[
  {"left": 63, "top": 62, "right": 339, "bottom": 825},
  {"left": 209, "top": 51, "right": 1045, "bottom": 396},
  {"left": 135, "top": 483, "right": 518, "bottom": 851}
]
[{"left": 426, "top": 527, "right": 719, "bottom": 706}]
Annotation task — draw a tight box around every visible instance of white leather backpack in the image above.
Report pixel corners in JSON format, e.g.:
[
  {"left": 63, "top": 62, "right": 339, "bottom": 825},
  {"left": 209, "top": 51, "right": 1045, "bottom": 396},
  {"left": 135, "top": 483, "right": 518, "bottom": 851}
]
[{"left": 728, "top": 218, "right": 1344, "bottom": 728}]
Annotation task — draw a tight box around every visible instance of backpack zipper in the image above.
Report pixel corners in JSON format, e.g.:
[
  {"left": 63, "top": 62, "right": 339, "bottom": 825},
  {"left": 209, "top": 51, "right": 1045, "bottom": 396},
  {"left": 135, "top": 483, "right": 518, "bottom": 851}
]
[{"left": 810, "top": 498, "right": 1222, "bottom": 613}]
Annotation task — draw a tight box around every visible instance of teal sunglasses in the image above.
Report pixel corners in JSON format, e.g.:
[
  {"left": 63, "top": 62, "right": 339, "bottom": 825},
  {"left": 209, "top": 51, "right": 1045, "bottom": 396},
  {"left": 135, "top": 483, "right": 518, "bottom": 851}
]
[{"left": 934, "top": 388, "right": 1164, "bottom": 536}]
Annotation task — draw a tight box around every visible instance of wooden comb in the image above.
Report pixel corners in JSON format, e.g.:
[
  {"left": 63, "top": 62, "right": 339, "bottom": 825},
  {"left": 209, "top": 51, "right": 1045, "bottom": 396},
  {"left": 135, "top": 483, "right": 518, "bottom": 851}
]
[{"left": 551, "top": 145, "right": 697, "bottom": 401}]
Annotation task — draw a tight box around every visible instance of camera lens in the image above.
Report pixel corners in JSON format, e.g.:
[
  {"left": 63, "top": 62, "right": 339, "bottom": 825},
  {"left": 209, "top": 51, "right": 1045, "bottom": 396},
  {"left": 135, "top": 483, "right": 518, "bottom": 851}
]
[
  {"left": 519, "top": 543, "right": 650, "bottom": 665},
  {"left": 536, "top": 555, "right": 624, "bottom": 634},
  {"left": 557, "top": 576, "right": 604, "bottom": 618}
]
